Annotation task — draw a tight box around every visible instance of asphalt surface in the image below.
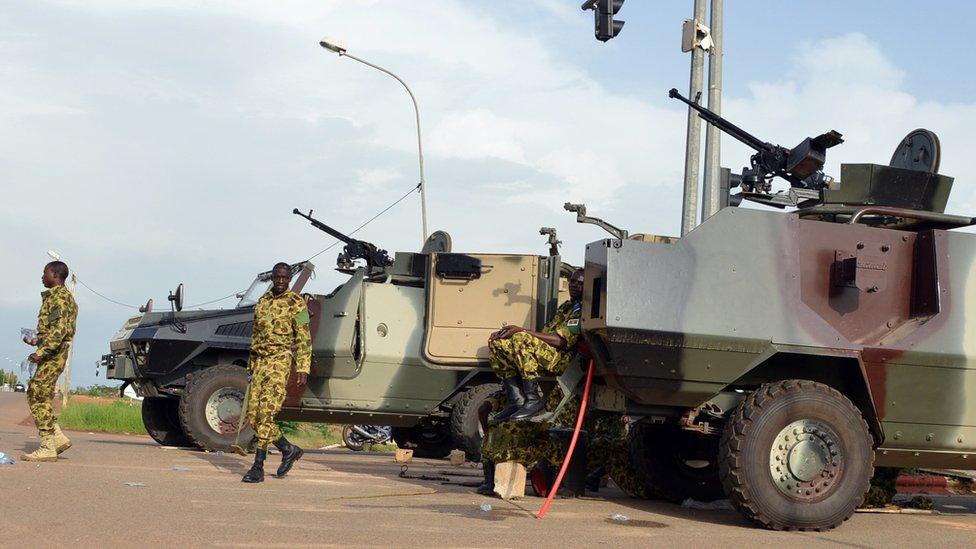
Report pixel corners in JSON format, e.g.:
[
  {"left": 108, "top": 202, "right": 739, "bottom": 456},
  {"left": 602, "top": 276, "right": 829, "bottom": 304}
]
[{"left": 2, "top": 393, "right": 976, "bottom": 548}]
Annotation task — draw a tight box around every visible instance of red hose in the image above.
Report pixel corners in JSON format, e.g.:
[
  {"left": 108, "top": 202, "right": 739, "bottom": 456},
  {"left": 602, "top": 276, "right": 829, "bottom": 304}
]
[{"left": 536, "top": 359, "right": 595, "bottom": 520}]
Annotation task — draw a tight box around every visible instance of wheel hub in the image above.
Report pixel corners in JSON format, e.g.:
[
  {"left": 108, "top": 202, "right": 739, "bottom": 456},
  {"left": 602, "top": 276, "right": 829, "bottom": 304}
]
[
  {"left": 205, "top": 388, "right": 244, "bottom": 435},
  {"left": 769, "top": 419, "right": 843, "bottom": 502}
]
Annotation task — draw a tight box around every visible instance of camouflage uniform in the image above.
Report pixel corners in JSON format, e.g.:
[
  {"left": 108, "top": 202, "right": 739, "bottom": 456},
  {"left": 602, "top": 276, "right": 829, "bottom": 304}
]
[
  {"left": 587, "top": 417, "right": 648, "bottom": 499},
  {"left": 489, "top": 300, "right": 582, "bottom": 380},
  {"left": 481, "top": 390, "right": 646, "bottom": 498},
  {"left": 246, "top": 290, "right": 312, "bottom": 450},
  {"left": 28, "top": 285, "right": 78, "bottom": 436}
]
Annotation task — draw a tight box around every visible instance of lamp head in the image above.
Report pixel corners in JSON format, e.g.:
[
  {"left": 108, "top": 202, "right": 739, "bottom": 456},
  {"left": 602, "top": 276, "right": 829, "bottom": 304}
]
[{"left": 319, "top": 37, "right": 347, "bottom": 54}]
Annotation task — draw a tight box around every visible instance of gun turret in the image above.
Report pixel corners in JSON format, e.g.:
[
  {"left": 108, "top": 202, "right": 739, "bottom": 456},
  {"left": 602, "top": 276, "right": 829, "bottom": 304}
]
[
  {"left": 669, "top": 88, "right": 843, "bottom": 199},
  {"left": 293, "top": 209, "right": 393, "bottom": 272}
]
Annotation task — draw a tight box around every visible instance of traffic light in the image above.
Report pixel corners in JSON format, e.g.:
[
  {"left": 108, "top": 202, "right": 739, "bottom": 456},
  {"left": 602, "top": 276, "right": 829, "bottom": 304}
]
[{"left": 582, "top": 0, "right": 625, "bottom": 42}]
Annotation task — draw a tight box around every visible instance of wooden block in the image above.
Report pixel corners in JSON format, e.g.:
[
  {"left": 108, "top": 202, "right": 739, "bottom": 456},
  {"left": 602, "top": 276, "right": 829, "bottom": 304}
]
[
  {"left": 494, "top": 461, "right": 526, "bottom": 500},
  {"left": 449, "top": 449, "right": 466, "bottom": 466},
  {"left": 395, "top": 449, "right": 414, "bottom": 464}
]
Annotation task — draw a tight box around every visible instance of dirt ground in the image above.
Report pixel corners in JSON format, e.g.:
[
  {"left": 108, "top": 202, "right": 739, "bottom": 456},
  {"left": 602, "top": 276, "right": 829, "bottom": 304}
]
[{"left": 3, "top": 392, "right": 976, "bottom": 548}]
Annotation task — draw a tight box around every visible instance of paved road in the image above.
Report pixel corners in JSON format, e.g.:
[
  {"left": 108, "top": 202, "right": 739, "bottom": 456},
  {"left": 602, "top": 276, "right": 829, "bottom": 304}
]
[{"left": 2, "top": 393, "right": 976, "bottom": 547}]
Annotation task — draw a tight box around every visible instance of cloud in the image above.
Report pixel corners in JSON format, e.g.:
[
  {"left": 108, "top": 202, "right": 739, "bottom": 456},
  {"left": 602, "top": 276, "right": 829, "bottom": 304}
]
[{"left": 2, "top": 4, "right": 976, "bottom": 390}]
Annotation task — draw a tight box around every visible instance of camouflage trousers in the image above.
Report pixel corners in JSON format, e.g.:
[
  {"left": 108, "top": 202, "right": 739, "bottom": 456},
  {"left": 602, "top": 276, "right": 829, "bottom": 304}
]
[
  {"left": 489, "top": 332, "right": 569, "bottom": 381},
  {"left": 27, "top": 343, "right": 70, "bottom": 437},
  {"left": 481, "top": 389, "right": 579, "bottom": 465},
  {"left": 246, "top": 353, "right": 292, "bottom": 449},
  {"left": 588, "top": 435, "right": 648, "bottom": 499}
]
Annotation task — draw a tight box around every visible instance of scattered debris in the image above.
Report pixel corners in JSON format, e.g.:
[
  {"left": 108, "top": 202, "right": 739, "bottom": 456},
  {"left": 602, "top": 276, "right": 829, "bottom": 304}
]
[
  {"left": 0, "top": 452, "right": 15, "bottom": 465},
  {"left": 609, "top": 513, "right": 629, "bottom": 522},
  {"left": 681, "top": 498, "right": 734, "bottom": 511},
  {"left": 395, "top": 449, "right": 413, "bottom": 464},
  {"left": 480, "top": 503, "right": 492, "bottom": 513},
  {"left": 172, "top": 466, "right": 191, "bottom": 472},
  {"left": 449, "top": 449, "right": 466, "bottom": 466},
  {"left": 123, "top": 482, "right": 146, "bottom": 487},
  {"left": 215, "top": 451, "right": 224, "bottom": 457}
]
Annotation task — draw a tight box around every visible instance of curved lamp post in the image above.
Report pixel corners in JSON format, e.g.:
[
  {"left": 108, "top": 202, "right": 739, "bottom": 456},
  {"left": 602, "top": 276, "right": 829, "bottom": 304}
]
[{"left": 320, "top": 37, "right": 428, "bottom": 243}]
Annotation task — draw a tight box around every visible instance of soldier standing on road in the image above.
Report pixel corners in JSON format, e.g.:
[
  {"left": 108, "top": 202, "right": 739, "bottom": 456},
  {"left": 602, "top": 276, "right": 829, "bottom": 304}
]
[
  {"left": 21, "top": 261, "right": 78, "bottom": 462},
  {"left": 242, "top": 262, "right": 312, "bottom": 483},
  {"left": 486, "top": 268, "right": 584, "bottom": 423}
]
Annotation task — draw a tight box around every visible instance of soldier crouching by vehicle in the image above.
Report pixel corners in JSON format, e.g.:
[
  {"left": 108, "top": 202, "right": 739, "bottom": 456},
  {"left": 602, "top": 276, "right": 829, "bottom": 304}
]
[
  {"left": 476, "top": 388, "right": 647, "bottom": 499},
  {"left": 21, "top": 261, "right": 78, "bottom": 462},
  {"left": 242, "top": 262, "right": 311, "bottom": 484},
  {"left": 486, "top": 268, "right": 584, "bottom": 423}
]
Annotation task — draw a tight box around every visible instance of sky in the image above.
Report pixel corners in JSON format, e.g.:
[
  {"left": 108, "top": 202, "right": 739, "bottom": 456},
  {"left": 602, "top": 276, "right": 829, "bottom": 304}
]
[{"left": 2, "top": 0, "right": 976, "bottom": 388}]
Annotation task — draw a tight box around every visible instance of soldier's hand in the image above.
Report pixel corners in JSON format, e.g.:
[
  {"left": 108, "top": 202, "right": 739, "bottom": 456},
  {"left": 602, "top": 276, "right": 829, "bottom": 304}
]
[
  {"left": 494, "top": 325, "right": 522, "bottom": 340},
  {"left": 27, "top": 353, "right": 40, "bottom": 364},
  {"left": 295, "top": 372, "right": 308, "bottom": 387},
  {"left": 23, "top": 336, "right": 38, "bottom": 346}
]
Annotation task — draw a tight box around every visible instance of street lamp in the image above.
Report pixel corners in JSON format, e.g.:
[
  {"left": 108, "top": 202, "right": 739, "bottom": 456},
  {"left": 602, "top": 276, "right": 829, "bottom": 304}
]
[{"left": 319, "top": 37, "right": 429, "bottom": 243}]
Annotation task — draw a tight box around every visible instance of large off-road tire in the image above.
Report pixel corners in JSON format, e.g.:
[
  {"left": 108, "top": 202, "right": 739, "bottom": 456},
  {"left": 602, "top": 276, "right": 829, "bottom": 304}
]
[
  {"left": 450, "top": 383, "right": 500, "bottom": 461},
  {"left": 629, "top": 422, "right": 724, "bottom": 502},
  {"left": 142, "top": 396, "right": 194, "bottom": 448},
  {"left": 719, "top": 379, "right": 874, "bottom": 531},
  {"left": 392, "top": 420, "right": 454, "bottom": 459},
  {"left": 178, "top": 364, "right": 255, "bottom": 452}
]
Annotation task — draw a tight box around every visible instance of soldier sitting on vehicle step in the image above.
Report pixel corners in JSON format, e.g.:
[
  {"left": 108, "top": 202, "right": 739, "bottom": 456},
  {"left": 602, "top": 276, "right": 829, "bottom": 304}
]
[{"left": 486, "top": 268, "right": 584, "bottom": 423}]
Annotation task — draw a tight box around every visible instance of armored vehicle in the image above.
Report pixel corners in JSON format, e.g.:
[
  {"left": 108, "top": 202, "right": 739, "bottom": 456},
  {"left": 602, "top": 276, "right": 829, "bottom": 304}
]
[
  {"left": 102, "top": 218, "right": 571, "bottom": 458},
  {"left": 579, "top": 90, "right": 976, "bottom": 530}
]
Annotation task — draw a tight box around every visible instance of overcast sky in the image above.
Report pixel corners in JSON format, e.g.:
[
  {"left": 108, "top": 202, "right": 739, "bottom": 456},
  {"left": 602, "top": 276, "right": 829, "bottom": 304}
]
[{"left": 3, "top": 1, "right": 975, "bottom": 388}]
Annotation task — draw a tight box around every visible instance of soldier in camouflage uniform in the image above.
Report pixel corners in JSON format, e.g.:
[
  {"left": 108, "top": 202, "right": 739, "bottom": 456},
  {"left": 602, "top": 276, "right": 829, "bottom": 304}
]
[
  {"left": 487, "top": 268, "right": 584, "bottom": 423},
  {"left": 242, "top": 262, "right": 313, "bottom": 483},
  {"left": 476, "top": 388, "right": 646, "bottom": 498},
  {"left": 21, "top": 261, "right": 78, "bottom": 462}
]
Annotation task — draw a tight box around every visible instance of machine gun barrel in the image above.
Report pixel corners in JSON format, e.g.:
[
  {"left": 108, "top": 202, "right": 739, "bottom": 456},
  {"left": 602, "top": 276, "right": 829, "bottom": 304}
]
[
  {"left": 293, "top": 208, "right": 355, "bottom": 244},
  {"left": 668, "top": 88, "right": 769, "bottom": 153}
]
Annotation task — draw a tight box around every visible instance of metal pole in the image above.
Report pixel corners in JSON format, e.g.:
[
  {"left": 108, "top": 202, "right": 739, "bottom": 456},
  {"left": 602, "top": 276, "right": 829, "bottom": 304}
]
[
  {"left": 680, "top": 0, "right": 707, "bottom": 236},
  {"left": 701, "top": 0, "right": 724, "bottom": 222},
  {"left": 342, "top": 52, "right": 428, "bottom": 243}
]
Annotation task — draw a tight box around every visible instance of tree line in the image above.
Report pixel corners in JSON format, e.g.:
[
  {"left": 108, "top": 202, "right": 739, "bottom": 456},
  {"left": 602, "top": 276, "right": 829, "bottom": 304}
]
[{"left": 1, "top": 368, "right": 21, "bottom": 386}]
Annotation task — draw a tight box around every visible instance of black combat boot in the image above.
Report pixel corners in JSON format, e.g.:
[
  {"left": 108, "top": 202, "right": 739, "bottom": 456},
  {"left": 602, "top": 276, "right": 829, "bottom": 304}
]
[
  {"left": 274, "top": 436, "right": 304, "bottom": 478},
  {"left": 242, "top": 448, "right": 266, "bottom": 483},
  {"left": 476, "top": 460, "right": 495, "bottom": 496},
  {"left": 509, "top": 379, "right": 546, "bottom": 421},
  {"left": 487, "top": 377, "right": 525, "bottom": 426}
]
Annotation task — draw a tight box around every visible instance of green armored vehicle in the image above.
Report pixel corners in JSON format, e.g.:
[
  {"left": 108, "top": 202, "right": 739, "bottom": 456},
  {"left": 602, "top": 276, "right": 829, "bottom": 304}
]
[
  {"left": 579, "top": 90, "right": 975, "bottom": 530},
  {"left": 101, "top": 218, "right": 570, "bottom": 459}
]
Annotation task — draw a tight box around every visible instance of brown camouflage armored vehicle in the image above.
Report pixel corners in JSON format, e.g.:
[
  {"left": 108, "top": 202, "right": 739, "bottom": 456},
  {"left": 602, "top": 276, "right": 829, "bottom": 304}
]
[
  {"left": 579, "top": 90, "right": 975, "bottom": 530},
  {"left": 101, "top": 218, "right": 572, "bottom": 459}
]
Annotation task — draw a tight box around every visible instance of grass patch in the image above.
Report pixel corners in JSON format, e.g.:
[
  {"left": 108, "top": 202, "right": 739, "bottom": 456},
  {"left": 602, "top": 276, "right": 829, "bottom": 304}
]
[{"left": 59, "top": 398, "right": 147, "bottom": 435}]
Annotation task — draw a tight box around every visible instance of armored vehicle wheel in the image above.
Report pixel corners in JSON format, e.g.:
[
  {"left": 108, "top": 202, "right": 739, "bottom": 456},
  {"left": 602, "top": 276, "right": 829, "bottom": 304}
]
[
  {"left": 629, "top": 422, "right": 724, "bottom": 502},
  {"left": 178, "top": 364, "right": 256, "bottom": 452},
  {"left": 392, "top": 421, "right": 453, "bottom": 459},
  {"left": 142, "top": 396, "right": 194, "bottom": 448},
  {"left": 719, "top": 380, "right": 873, "bottom": 531},
  {"left": 450, "top": 383, "right": 501, "bottom": 460}
]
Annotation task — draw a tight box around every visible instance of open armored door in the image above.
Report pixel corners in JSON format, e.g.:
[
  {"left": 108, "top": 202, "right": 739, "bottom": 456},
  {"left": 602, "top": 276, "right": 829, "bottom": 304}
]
[{"left": 423, "top": 253, "right": 543, "bottom": 365}]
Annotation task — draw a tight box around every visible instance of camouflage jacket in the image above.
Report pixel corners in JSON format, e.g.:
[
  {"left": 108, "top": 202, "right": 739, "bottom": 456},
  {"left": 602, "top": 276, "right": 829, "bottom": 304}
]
[
  {"left": 35, "top": 284, "right": 78, "bottom": 361},
  {"left": 250, "top": 290, "right": 312, "bottom": 374},
  {"left": 543, "top": 299, "right": 583, "bottom": 350}
]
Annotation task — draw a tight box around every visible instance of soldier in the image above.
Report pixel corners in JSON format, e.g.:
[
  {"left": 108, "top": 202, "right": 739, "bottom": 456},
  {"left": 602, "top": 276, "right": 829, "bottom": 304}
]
[
  {"left": 476, "top": 388, "right": 646, "bottom": 499},
  {"left": 487, "top": 268, "right": 584, "bottom": 422},
  {"left": 21, "top": 261, "right": 78, "bottom": 462},
  {"left": 241, "top": 262, "right": 312, "bottom": 483}
]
